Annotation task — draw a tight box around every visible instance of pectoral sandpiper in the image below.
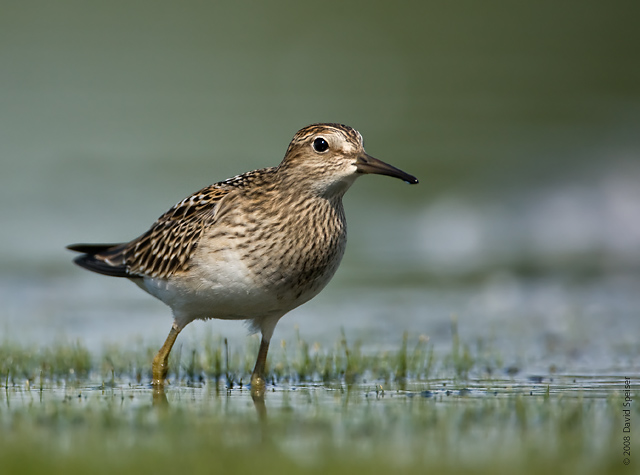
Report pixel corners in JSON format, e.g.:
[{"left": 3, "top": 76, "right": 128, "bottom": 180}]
[{"left": 68, "top": 123, "right": 418, "bottom": 397}]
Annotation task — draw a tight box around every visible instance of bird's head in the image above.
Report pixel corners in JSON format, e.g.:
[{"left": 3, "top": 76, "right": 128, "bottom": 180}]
[{"left": 278, "top": 123, "right": 418, "bottom": 197}]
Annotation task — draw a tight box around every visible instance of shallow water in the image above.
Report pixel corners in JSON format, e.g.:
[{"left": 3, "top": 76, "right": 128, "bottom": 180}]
[
  {"left": 2, "top": 3, "right": 640, "bottom": 350},
  {"left": 2, "top": 262, "right": 639, "bottom": 378},
  {"left": 1, "top": 6, "right": 639, "bottom": 472},
  {"left": 2, "top": 373, "right": 638, "bottom": 474}
]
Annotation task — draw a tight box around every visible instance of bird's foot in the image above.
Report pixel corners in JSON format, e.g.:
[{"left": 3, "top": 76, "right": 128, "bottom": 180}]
[{"left": 250, "top": 373, "right": 267, "bottom": 400}]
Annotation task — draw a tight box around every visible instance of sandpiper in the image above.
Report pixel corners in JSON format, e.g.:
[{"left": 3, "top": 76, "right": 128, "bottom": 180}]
[{"left": 68, "top": 123, "right": 418, "bottom": 397}]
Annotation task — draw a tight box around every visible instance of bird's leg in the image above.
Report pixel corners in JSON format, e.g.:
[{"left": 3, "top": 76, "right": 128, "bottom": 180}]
[
  {"left": 152, "top": 323, "right": 181, "bottom": 386},
  {"left": 250, "top": 336, "right": 271, "bottom": 399}
]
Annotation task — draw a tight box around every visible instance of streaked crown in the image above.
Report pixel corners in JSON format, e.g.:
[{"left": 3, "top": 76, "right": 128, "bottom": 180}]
[{"left": 277, "top": 123, "right": 418, "bottom": 194}]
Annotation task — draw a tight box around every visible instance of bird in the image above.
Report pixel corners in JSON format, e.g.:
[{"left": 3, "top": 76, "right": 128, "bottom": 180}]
[{"left": 67, "top": 123, "right": 418, "bottom": 397}]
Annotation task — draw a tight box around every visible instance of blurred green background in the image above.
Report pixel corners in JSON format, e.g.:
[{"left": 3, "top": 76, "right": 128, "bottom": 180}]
[{"left": 1, "top": 1, "right": 639, "bottom": 363}]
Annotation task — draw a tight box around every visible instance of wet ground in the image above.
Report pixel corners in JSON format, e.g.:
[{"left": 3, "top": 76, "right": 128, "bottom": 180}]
[{"left": 2, "top": 2, "right": 640, "bottom": 473}]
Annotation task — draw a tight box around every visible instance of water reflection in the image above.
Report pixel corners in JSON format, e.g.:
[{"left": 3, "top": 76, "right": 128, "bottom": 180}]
[{"left": 150, "top": 380, "right": 268, "bottom": 423}]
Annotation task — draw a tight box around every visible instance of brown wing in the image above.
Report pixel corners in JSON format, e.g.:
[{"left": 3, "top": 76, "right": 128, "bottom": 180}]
[
  {"left": 122, "top": 185, "right": 230, "bottom": 278},
  {"left": 69, "top": 185, "right": 230, "bottom": 279},
  {"left": 68, "top": 166, "right": 277, "bottom": 279}
]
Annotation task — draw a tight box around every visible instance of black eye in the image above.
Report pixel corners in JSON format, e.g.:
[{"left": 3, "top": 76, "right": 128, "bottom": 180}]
[{"left": 313, "top": 137, "right": 329, "bottom": 153}]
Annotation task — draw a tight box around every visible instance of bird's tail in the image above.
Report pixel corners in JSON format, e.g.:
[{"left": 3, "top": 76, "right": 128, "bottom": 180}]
[{"left": 67, "top": 243, "right": 130, "bottom": 277}]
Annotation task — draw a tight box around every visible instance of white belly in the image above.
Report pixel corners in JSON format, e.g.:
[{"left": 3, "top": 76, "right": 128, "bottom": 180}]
[
  {"left": 133, "top": 196, "right": 348, "bottom": 333},
  {"left": 133, "top": 246, "right": 328, "bottom": 330}
]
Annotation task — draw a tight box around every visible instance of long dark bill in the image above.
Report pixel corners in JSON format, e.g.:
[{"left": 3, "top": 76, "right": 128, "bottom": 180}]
[{"left": 356, "top": 154, "right": 418, "bottom": 184}]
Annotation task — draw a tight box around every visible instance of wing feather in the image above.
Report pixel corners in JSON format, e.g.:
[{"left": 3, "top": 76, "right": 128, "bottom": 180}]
[
  {"left": 121, "top": 186, "right": 230, "bottom": 278},
  {"left": 68, "top": 167, "right": 277, "bottom": 279}
]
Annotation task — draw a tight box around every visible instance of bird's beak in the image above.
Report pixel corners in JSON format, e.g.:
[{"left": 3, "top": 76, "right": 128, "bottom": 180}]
[{"left": 356, "top": 153, "right": 418, "bottom": 184}]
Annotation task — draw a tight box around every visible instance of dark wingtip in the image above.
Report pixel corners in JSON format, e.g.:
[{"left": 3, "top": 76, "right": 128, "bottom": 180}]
[
  {"left": 72, "top": 253, "right": 130, "bottom": 278},
  {"left": 67, "top": 243, "right": 120, "bottom": 253},
  {"left": 67, "top": 243, "right": 130, "bottom": 277}
]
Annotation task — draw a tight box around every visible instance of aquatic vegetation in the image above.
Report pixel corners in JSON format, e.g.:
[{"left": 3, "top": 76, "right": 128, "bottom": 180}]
[{"left": 0, "top": 332, "right": 637, "bottom": 474}]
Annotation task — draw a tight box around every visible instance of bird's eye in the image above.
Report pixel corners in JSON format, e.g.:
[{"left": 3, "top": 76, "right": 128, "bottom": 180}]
[{"left": 313, "top": 137, "right": 329, "bottom": 153}]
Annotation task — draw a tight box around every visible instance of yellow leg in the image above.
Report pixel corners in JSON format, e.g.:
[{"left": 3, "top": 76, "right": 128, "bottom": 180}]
[
  {"left": 250, "top": 337, "right": 270, "bottom": 399},
  {"left": 152, "top": 323, "right": 181, "bottom": 386}
]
